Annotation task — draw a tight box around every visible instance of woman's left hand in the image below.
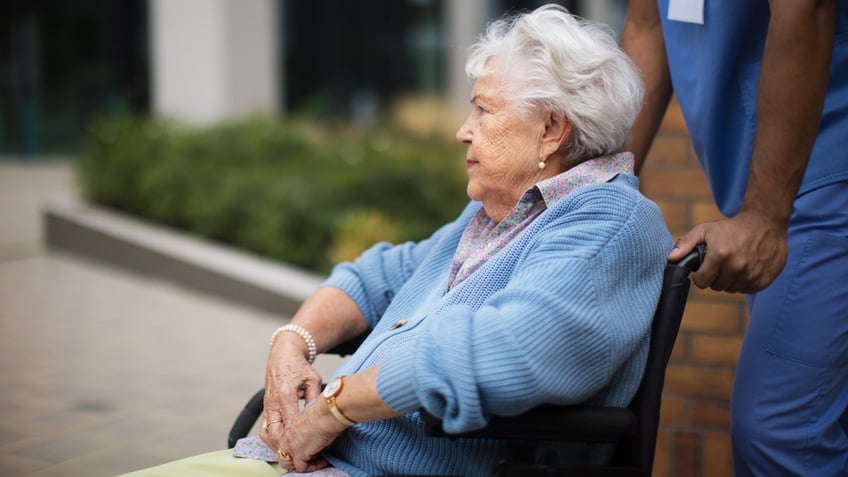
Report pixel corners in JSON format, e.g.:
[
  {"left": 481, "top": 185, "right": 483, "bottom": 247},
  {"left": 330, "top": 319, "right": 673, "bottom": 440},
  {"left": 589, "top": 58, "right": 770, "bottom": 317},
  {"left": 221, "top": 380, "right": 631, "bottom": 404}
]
[
  {"left": 276, "top": 397, "right": 349, "bottom": 472},
  {"left": 274, "top": 367, "right": 399, "bottom": 472}
]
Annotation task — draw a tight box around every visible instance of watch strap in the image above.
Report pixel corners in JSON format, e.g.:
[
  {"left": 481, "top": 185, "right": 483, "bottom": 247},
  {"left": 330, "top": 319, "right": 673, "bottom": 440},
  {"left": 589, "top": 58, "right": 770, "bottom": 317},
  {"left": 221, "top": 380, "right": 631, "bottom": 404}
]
[
  {"left": 326, "top": 395, "right": 357, "bottom": 426},
  {"left": 325, "top": 377, "right": 357, "bottom": 427}
]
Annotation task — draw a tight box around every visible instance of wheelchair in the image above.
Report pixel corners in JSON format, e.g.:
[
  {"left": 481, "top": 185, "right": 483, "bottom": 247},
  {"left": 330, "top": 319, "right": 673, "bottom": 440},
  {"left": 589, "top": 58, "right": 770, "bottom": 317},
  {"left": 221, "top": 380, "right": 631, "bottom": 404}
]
[{"left": 229, "top": 245, "right": 705, "bottom": 476}]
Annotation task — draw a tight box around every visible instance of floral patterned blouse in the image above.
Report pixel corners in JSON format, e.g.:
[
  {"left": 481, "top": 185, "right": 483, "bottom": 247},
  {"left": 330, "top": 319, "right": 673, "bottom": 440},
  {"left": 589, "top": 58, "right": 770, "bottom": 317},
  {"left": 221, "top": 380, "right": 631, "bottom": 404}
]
[{"left": 447, "top": 152, "right": 635, "bottom": 290}]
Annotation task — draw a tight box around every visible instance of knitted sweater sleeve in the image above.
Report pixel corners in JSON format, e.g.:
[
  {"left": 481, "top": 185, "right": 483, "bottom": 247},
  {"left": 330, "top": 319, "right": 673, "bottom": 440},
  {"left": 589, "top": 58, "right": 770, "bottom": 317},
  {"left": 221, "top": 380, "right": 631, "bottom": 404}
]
[
  {"left": 321, "top": 202, "right": 479, "bottom": 329},
  {"left": 377, "top": 185, "right": 673, "bottom": 433}
]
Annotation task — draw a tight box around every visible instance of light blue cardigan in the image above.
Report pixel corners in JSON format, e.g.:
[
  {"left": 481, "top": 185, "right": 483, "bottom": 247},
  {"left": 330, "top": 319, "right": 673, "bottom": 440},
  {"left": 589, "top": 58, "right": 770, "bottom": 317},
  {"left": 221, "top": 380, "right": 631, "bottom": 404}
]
[{"left": 321, "top": 174, "right": 673, "bottom": 476}]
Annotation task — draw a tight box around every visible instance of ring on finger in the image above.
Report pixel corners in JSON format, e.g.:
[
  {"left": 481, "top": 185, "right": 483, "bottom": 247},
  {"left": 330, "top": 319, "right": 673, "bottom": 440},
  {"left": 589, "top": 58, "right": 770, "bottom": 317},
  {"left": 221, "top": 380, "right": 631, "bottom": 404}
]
[
  {"left": 263, "top": 418, "right": 283, "bottom": 431},
  {"left": 276, "top": 449, "right": 292, "bottom": 461}
]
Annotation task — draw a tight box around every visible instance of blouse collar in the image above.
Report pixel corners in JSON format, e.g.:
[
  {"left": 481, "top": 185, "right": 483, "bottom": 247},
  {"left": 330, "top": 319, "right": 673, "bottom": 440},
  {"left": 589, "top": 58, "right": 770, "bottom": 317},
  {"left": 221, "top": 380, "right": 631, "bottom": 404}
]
[{"left": 535, "top": 151, "right": 635, "bottom": 206}]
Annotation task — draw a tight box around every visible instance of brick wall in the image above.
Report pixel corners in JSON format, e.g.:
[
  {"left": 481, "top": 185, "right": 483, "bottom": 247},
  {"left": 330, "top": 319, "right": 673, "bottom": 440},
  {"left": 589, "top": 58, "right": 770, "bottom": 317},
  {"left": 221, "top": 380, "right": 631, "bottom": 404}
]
[{"left": 639, "top": 97, "right": 749, "bottom": 477}]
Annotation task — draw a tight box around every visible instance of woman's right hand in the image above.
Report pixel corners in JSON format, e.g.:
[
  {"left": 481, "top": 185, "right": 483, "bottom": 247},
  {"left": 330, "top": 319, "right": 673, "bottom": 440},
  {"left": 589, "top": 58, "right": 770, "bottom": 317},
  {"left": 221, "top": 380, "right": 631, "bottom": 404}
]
[{"left": 260, "top": 331, "right": 323, "bottom": 452}]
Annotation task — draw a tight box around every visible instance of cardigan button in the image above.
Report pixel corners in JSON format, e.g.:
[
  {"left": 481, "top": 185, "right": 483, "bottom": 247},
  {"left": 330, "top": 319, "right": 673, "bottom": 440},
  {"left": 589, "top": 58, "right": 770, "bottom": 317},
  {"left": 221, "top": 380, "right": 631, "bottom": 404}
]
[{"left": 389, "top": 320, "right": 408, "bottom": 330}]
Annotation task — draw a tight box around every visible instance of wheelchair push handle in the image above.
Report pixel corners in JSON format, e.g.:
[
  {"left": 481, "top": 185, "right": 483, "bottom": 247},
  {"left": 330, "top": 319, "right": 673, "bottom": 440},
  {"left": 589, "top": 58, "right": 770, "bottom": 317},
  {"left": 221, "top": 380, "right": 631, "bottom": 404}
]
[{"left": 674, "top": 243, "right": 706, "bottom": 273}]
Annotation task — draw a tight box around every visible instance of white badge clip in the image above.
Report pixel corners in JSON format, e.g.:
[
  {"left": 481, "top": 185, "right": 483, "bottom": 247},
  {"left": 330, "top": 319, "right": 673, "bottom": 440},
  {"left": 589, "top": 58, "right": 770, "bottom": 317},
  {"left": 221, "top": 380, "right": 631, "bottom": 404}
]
[{"left": 668, "top": 0, "right": 704, "bottom": 24}]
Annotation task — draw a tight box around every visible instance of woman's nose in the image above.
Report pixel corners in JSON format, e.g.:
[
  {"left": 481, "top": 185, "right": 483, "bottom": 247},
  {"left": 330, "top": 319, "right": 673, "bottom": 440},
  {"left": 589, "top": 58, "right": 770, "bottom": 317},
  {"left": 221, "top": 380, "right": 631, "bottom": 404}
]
[{"left": 456, "top": 119, "right": 472, "bottom": 143}]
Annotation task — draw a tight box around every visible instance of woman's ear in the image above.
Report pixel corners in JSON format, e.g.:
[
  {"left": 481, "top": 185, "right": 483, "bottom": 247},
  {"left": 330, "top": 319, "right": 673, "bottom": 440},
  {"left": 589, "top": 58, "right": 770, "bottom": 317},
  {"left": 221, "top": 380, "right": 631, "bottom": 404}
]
[{"left": 540, "top": 112, "right": 571, "bottom": 158}]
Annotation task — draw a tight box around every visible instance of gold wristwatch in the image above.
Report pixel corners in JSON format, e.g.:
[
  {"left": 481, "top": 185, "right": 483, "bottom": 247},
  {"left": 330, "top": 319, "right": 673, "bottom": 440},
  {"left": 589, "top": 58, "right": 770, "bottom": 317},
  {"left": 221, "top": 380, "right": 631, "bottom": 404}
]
[{"left": 323, "top": 376, "right": 357, "bottom": 427}]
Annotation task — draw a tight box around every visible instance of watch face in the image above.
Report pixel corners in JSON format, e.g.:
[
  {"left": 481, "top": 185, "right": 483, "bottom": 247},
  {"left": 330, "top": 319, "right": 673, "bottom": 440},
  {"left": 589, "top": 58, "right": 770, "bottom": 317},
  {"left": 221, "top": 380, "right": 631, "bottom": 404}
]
[{"left": 323, "top": 377, "right": 341, "bottom": 398}]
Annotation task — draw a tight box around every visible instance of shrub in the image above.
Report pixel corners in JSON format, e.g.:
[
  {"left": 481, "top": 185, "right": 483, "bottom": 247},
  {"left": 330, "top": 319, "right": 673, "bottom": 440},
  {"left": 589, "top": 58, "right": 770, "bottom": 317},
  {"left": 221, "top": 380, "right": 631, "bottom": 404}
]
[{"left": 78, "top": 114, "right": 469, "bottom": 273}]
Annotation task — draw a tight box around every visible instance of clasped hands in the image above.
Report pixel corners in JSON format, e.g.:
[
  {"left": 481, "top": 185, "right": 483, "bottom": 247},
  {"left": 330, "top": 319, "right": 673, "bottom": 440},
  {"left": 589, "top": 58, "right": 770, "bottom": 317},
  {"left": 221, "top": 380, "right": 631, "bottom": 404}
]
[{"left": 261, "top": 338, "right": 348, "bottom": 472}]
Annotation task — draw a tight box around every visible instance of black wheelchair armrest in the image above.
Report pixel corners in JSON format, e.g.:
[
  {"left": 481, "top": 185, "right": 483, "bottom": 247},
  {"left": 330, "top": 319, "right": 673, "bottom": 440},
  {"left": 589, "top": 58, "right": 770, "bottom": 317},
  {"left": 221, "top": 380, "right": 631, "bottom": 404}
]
[
  {"left": 228, "top": 388, "right": 266, "bottom": 448},
  {"left": 421, "top": 404, "right": 636, "bottom": 442}
]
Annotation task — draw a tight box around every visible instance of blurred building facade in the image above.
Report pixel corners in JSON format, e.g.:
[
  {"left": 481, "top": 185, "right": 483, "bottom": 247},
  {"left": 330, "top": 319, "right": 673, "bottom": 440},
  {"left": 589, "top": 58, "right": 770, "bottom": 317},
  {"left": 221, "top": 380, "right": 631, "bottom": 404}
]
[
  {"left": 2, "top": 0, "right": 149, "bottom": 156},
  {"left": 1, "top": 0, "right": 625, "bottom": 155}
]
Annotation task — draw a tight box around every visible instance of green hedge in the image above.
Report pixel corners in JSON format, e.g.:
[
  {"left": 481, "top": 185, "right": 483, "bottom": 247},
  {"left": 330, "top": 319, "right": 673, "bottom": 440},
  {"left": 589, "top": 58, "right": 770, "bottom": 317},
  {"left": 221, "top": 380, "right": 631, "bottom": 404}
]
[{"left": 77, "top": 115, "right": 469, "bottom": 273}]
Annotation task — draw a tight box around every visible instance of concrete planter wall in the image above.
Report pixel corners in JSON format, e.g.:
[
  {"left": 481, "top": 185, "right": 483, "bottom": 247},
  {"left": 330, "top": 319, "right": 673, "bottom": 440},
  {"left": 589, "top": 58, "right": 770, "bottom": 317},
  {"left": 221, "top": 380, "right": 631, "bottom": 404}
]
[{"left": 44, "top": 200, "right": 324, "bottom": 317}]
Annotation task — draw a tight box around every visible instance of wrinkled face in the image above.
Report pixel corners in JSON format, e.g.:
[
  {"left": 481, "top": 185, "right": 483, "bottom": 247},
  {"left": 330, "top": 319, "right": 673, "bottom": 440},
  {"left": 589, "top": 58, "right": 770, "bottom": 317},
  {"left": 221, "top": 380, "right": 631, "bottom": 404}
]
[{"left": 456, "top": 59, "right": 547, "bottom": 220}]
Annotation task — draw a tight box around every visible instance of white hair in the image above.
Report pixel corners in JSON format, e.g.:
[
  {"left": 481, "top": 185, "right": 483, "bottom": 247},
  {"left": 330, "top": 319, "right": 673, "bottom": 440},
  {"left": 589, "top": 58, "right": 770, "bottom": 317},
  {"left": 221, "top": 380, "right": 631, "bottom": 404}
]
[{"left": 465, "top": 4, "right": 644, "bottom": 165}]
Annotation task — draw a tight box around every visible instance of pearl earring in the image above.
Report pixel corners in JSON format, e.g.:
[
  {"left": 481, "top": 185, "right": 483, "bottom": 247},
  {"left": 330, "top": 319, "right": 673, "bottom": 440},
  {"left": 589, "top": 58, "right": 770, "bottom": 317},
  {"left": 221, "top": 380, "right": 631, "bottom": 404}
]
[{"left": 538, "top": 161, "right": 546, "bottom": 169}]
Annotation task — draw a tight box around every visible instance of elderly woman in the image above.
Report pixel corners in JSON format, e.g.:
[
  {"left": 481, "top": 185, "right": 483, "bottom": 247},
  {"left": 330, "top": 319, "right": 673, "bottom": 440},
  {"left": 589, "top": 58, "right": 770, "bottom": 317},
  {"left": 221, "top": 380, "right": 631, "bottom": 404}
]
[{"left": 123, "top": 4, "right": 672, "bottom": 477}]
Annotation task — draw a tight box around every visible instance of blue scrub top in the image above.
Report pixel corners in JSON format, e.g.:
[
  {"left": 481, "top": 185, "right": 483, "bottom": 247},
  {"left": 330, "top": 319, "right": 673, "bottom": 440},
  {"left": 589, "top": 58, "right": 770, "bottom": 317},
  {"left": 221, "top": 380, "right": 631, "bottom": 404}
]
[{"left": 658, "top": 0, "right": 848, "bottom": 216}]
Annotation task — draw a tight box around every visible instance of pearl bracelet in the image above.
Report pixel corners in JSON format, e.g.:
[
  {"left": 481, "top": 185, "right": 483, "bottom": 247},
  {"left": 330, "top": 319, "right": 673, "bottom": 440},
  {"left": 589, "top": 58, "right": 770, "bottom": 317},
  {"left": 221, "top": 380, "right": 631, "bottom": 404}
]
[{"left": 270, "top": 324, "right": 317, "bottom": 364}]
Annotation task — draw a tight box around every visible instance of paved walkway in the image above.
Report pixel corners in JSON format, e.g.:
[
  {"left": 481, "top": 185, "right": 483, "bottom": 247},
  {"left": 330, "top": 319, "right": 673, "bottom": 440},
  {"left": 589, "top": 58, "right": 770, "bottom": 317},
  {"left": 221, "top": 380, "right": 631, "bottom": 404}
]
[{"left": 0, "top": 161, "right": 343, "bottom": 476}]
